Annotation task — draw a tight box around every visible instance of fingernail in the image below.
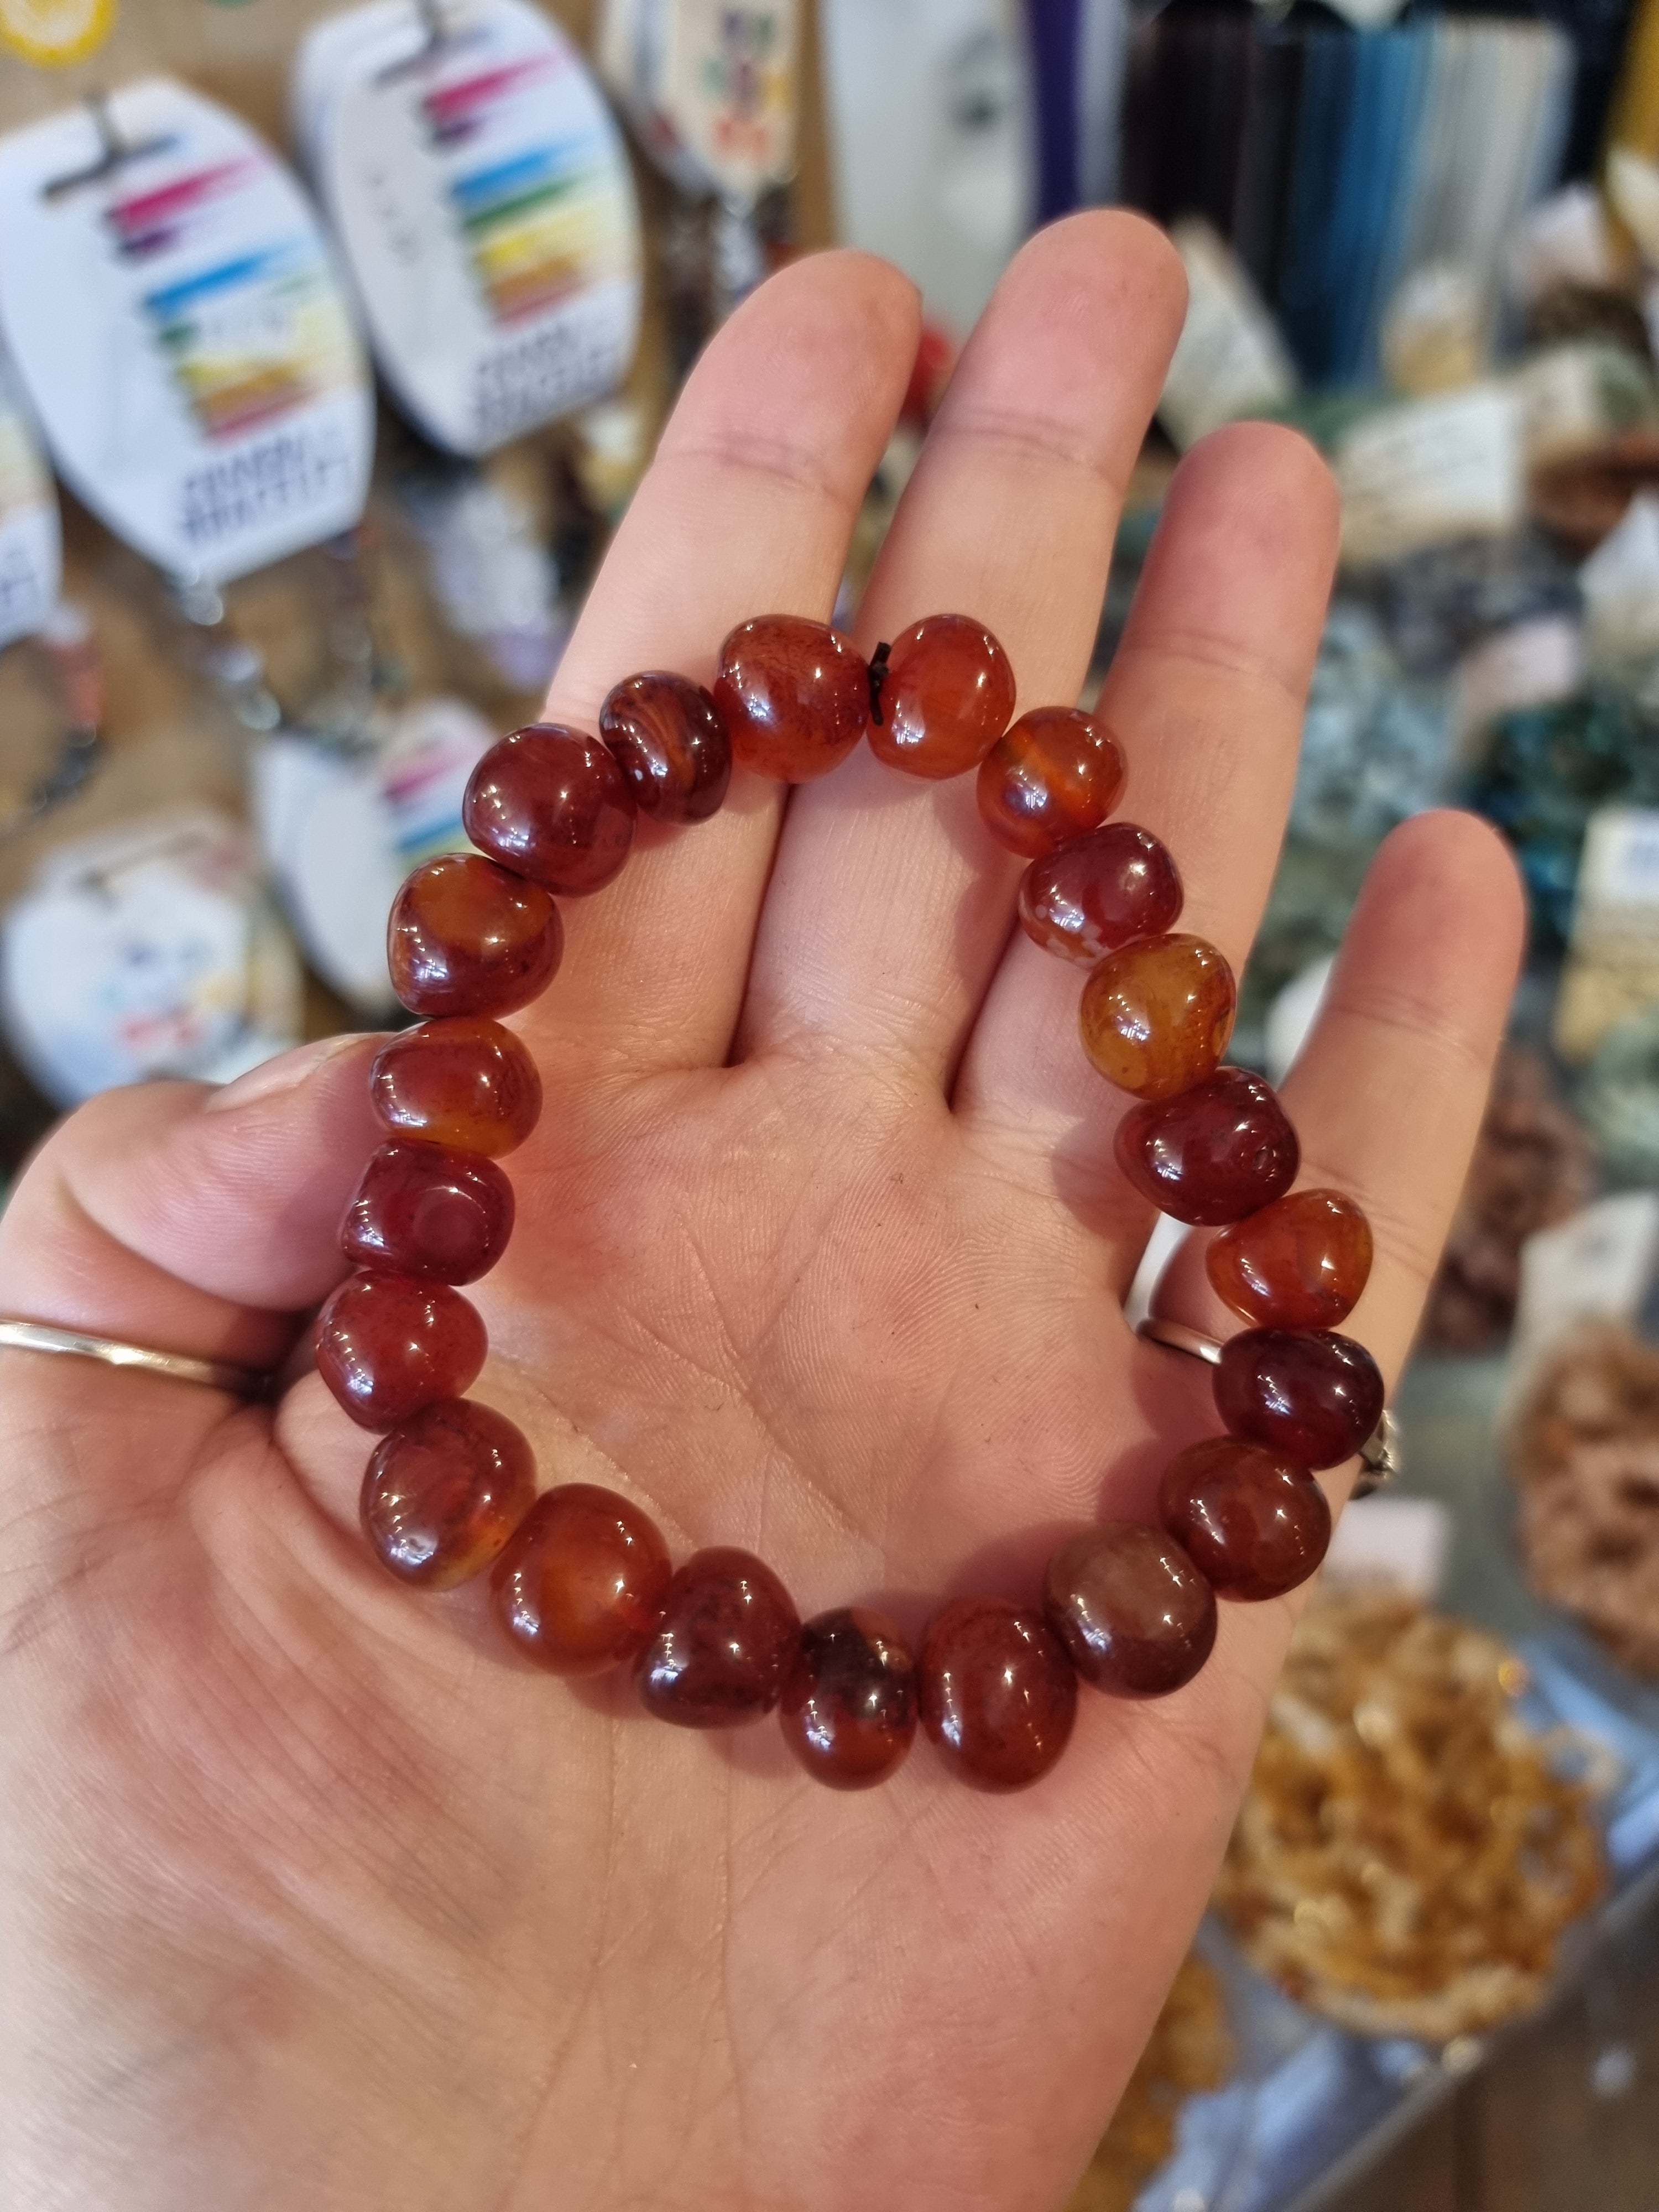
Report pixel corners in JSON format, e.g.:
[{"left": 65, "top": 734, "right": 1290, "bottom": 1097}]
[{"left": 203, "top": 1033, "right": 378, "bottom": 1113}]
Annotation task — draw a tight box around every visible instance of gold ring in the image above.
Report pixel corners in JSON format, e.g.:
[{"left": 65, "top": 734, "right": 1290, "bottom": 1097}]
[{"left": 0, "top": 1318, "right": 267, "bottom": 1398}]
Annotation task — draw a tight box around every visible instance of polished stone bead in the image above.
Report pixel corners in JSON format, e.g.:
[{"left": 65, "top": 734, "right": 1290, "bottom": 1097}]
[
  {"left": 1018, "top": 823, "right": 1183, "bottom": 965},
  {"left": 599, "top": 672, "right": 732, "bottom": 823},
  {"left": 369, "top": 1018, "right": 541, "bottom": 1158},
  {"left": 387, "top": 853, "right": 562, "bottom": 1020},
  {"left": 463, "top": 723, "right": 637, "bottom": 894},
  {"left": 1079, "top": 933, "right": 1236, "bottom": 1100},
  {"left": 491, "top": 1483, "right": 672, "bottom": 1676},
  {"left": 1206, "top": 1188, "right": 1374, "bottom": 1331},
  {"left": 1157, "top": 1437, "right": 1331, "bottom": 1601},
  {"left": 634, "top": 1547, "right": 801, "bottom": 1726},
  {"left": 1214, "top": 1328, "right": 1385, "bottom": 1470},
  {"left": 867, "top": 613, "right": 1015, "bottom": 779},
  {"left": 975, "top": 707, "right": 1126, "bottom": 858},
  {"left": 341, "top": 1141, "right": 514, "bottom": 1284},
  {"left": 1114, "top": 1067, "right": 1299, "bottom": 1226},
  {"left": 1043, "top": 1525, "right": 1216, "bottom": 1697},
  {"left": 361, "top": 1397, "right": 535, "bottom": 1589},
  {"left": 315, "top": 1270, "right": 487, "bottom": 1431},
  {"left": 714, "top": 615, "right": 871, "bottom": 781},
  {"left": 918, "top": 1597, "right": 1077, "bottom": 1791},
  {"left": 779, "top": 1606, "right": 917, "bottom": 1790}
]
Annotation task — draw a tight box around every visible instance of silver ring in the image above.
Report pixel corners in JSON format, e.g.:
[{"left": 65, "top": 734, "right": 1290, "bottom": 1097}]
[
  {"left": 0, "top": 1318, "right": 267, "bottom": 1397},
  {"left": 1135, "top": 1315, "right": 1397, "bottom": 1496}
]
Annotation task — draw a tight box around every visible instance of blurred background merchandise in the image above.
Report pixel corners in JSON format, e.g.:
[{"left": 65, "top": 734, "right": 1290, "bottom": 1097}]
[{"left": 7, "top": 1, "right": 1659, "bottom": 2206}]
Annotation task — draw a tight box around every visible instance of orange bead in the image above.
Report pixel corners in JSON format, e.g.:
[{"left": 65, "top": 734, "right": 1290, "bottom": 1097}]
[
  {"left": 361, "top": 1398, "right": 535, "bottom": 1588},
  {"left": 975, "top": 707, "right": 1125, "bottom": 858},
  {"left": 867, "top": 614, "right": 1015, "bottom": 778},
  {"left": 1206, "top": 1188, "right": 1374, "bottom": 1331},
  {"left": 714, "top": 615, "right": 870, "bottom": 782},
  {"left": 1079, "top": 933, "right": 1235, "bottom": 1100},
  {"left": 369, "top": 1018, "right": 541, "bottom": 1157},
  {"left": 491, "top": 1483, "right": 672, "bottom": 1675},
  {"left": 387, "top": 853, "right": 561, "bottom": 1020}
]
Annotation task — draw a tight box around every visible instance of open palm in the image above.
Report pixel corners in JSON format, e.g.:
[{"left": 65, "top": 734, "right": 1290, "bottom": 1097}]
[{"left": 1, "top": 216, "right": 1524, "bottom": 2212}]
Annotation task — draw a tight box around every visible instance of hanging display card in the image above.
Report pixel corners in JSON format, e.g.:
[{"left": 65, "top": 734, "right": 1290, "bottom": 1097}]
[
  {"left": 0, "top": 352, "right": 61, "bottom": 648},
  {"left": 598, "top": 0, "right": 800, "bottom": 206},
  {"left": 298, "top": 0, "right": 641, "bottom": 457},
  {"left": 0, "top": 80, "right": 372, "bottom": 586}
]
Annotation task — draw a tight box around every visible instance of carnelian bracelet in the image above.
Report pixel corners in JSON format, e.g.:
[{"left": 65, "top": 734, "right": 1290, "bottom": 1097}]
[{"left": 317, "top": 613, "right": 1384, "bottom": 1793}]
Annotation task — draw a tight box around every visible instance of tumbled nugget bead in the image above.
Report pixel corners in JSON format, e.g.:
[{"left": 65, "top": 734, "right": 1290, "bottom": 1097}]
[
  {"left": 1079, "top": 933, "right": 1236, "bottom": 1100},
  {"left": 1214, "top": 1327, "right": 1385, "bottom": 1470},
  {"left": 1018, "top": 823, "right": 1183, "bottom": 965},
  {"left": 387, "top": 853, "right": 561, "bottom": 1019},
  {"left": 1206, "top": 1188, "right": 1374, "bottom": 1331},
  {"left": 599, "top": 671, "right": 732, "bottom": 822},
  {"left": 867, "top": 613, "right": 1015, "bottom": 779},
  {"left": 714, "top": 615, "right": 870, "bottom": 781},
  {"left": 341, "top": 1140, "right": 514, "bottom": 1284},
  {"left": 918, "top": 1597, "right": 1076, "bottom": 1791},
  {"left": 1043, "top": 1525, "right": 1216, "bottom": 1697},
  {"left": 976, "top": 706, "right": 1125, "bottom": 858},
  {"left": 779, "top": 1607, "right": 917, "bottom": 1790},
  {"left": 1114, "top": 1067, "right": 1299, "bottom": 1226},
  {"left": 316, "top": 1270, "right": 487, "bottom": 1430},
  {"left": 492, "top": 1483, "right": 672, "bottom": 1675},
  {"left": 361, "top": 1397, "right": 535, "bottom": 1588},
  {"left": 634, "top": 1547, "right": 801, "bottom": 1726},
  {"left": 463, "top": 723, "right": 636, "bottom": 894},
  {"left": 369, "top": 1018, "right": 541, "bottom": 1158},
  {"left": 1157, "top": 1438, "right": 1331, "bottom": 1601}
]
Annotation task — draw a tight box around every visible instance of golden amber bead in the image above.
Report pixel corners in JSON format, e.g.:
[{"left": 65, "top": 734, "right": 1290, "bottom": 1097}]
[
  {"left": 1079, "top": 933, "right": 1236, "bottom": 1100},
  {"left": 369, "top": 1018, "right": 541, "bottom": 1158},
  {"left": 491, "top": 1483, "right": 672, "bottom": 1675},
  {"left": 714, "top": 615, "right": 870, "bottom": 782},
  {"left": 387, "top": 853, "right": 562, "bottom": 1020},
  {"left": 867, "top": 614, "right": 1015, "bottom": 779},
  {"left": 1206, "top": 1188, "right": 1374, "bottom": 1331},
  {"left": 976, "top": 707, "right": 1126, "bottom": 858},
  {"left": 361, "top": 1398, "right": 535, "bottom": 1589}
]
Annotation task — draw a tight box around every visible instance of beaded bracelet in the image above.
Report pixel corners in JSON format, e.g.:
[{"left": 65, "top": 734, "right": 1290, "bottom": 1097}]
[{"left": 318, "top": 612, "right": 1382, "bottom": 1795}]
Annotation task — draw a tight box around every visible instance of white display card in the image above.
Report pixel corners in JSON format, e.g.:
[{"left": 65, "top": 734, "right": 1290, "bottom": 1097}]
[{"left": 0, "top": 349, "right": 60, "bottom": 648}]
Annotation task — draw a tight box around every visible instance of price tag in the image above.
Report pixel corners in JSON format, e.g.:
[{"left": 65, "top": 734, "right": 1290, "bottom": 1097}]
[
  {"left": 1159, "top": 218, "right": 1296, "bottom": 451},
  {"left": 1335, "top": 384, "right": 1524, "bottom": 568},
  {"left": 0, "top": 349, "right": 60, "bottom": 648},
  {"left": 298, "top": 0, "right": 641, "bottom": 457},
  {"left": 0, "top": 80, "right": 373, "bottom": 586},
  {"left": 1, "top": 806, "right": 301, "bottom": 1104}
]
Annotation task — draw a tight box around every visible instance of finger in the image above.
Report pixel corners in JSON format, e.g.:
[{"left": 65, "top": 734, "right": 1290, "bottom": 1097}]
[
  {"left": 954, "top": 423, "right": 1340, "bottom": 1274},
  {"left": 519, "top": 252, "right": 919, "bottom": 1077},
  {"left": 0, "top": 1038, "right": 382, "bottom": 1489},
  {"left": 737, "top": 212, "right": 1187, "bottom": 1083},
  {"left": 1146, "top": 811, "right": 1526, "bottom": 1403}
]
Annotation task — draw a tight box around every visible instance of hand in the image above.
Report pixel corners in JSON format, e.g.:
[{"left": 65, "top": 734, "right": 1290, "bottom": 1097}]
[{"left": 1, "top": 216, "right": 1523, "bottom": 2212}]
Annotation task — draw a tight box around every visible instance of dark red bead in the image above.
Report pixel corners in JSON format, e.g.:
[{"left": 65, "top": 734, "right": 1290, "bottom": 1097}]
[
  {"left": 361, "top": 1398, "right": 535, "bottom": 1588},
  {"left": 387, "top": 853, "right": 561, "bottom": 1019},
  {"left": 491, "top": 1483, "right": 672, "bottom": 1675},
  {"left": 779, "top": 1607, "right": 917, "bottom": 1790},
  {"left": 634, "top": 1546, "right": 801, "bottom": 1726},
  {"left": 463, "top": 723, "right": 636, "bottom": 895},
  {"left": 1043, "top": 1525, "right": 1216, "bottom": 1697},
  {"left": 976, "top": 707, "right": 1126, "bottom": 858},
  {"left": 714, "top": 615, "right": 870, "bottom": 782},
  {"left": 369, "top": 1018, "right": 541, "bottom": 1158},
  {"left": 1157, "top": 1437, "right": 1331, "bottom": 1601},
  {"left": 1018, "top": 822, "right": 1183, "bottom": 965},
  {"left": 315, "top": 1270, "right": 487, "bottom": 1431},
  {"left": 599, "top": 672, "right": 732, "bottom": 822},
  {"left": 917, "top": 1597, "right": 1077, "bottom": 1791},
  {"left": 1214, "top": 1328, "right": 1385, "bottom": 1470},
  {"left": 341, "top": 1141, "right": 514, "bottom": 1284},
  {"left": 867, "top": 613, "right": 1015, "bottom": 779},
  {"left": 1114, "top": 1068, "right": 1300, "bottom": 1227},
  {"left": 1207, "top": 1188, "right": 1374, "bottom": 1331}
]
